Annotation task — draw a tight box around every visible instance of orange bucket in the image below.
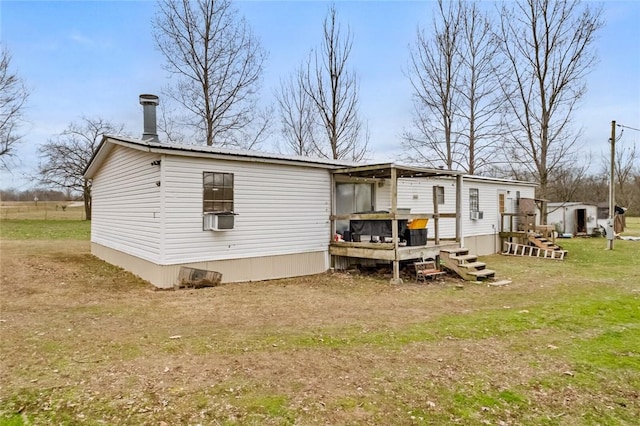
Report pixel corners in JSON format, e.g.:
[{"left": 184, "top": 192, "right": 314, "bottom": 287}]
[{"left": 407, "top": 218, "right": 428, "bottom": 229}]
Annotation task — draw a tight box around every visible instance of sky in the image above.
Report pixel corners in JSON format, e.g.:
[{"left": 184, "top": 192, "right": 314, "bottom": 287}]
[{"left": 1, "top": 0, "right": 639, "bottom": 191}]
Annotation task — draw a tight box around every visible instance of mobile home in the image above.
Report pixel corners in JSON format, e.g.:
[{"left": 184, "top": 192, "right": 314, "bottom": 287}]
[{"left": 84, "top": 96, "right": 537, "bottom": 287}]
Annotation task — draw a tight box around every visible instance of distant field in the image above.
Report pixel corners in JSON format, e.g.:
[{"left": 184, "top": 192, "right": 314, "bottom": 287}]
[
  {"left": 0, "top": 201, "right": 86, "bottom": 220},
  {"left": 625, "top": 216, "right": 640, "bottom": 233}
]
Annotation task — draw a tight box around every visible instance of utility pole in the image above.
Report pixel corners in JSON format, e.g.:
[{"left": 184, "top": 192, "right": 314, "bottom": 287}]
[{"left": 607, "top": 120, "right": 616, "bottom": 250}]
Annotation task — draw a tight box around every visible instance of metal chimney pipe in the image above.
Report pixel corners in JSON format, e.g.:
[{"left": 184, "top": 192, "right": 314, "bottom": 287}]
[{"left": 139, "top": 94, "right": 160, "bottom": 141}]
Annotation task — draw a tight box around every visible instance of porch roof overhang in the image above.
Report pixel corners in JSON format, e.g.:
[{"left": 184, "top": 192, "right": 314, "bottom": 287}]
[{"left": 331, "top": 163, "right": 465, "bottom": 180}]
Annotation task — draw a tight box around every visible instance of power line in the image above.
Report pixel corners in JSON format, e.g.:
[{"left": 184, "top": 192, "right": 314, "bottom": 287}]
[
  {"left": 617, "top": 124, "right": 640, "bottom": 132},
  {"left": 608, "top": 128, "right": 624, "bottom": 143}
]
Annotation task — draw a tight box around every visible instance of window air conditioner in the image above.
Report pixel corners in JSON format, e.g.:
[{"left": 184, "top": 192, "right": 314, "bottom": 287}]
[
  {"left": 470, "top": 211, "right": 484, "bottom": 220},
  {"left": 203, "top": 213, "right": 235, "bottom": 231}
]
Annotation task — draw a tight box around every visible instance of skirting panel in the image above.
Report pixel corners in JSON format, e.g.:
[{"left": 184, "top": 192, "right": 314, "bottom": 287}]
[
  {"left": 462, "top": 234, "right": 501, "bottom": 256},
  {"left": 91, "top": 243, "right": 329, "bottom": 288}
]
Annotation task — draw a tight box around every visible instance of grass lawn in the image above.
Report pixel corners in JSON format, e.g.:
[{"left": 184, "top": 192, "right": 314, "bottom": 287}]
[{"left": 0, "top": 217, "right": 638, "bottom": 425}]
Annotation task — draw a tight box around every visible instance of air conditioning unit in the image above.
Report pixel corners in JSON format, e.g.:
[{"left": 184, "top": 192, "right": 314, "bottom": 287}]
[
  {"left": 470, "top": 211, "right": 484, "bottom": 220},
  {"left": 203, "top": 213, "right": 235, "bottom": 231}
]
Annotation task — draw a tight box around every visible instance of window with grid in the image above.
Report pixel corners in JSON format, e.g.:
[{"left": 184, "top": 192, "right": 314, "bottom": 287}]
[
  {"left": 435, "top": 186, "right": 445, "bottom": 205},
  {"left": 203, "top": 172, "right": 234, "bottom": 213},
  {"left": 469, "top": 188, "right": 479, "bottom": 212}
]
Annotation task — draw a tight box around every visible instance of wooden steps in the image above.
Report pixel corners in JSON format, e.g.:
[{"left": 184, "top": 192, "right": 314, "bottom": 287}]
[
  {"left": 452, "top": 254, "right": 478, "bottom": 262},
  {"left": 527, "top": 233, "right": 565, "bottom": 252},
  {"left": 458, "top": 261, "right": 486, "bottom": 269},
  {"left": 440, "top": 248, "right": 496, "bottom": 281},
  {"left": 467, "top": 269, "right": 497, "bottom": 279}
]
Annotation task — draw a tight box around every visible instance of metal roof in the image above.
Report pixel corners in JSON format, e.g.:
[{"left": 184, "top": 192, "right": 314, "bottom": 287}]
[
  {"left": 547, "top": 202, "right": 599, "bottom": 207},
  {"left": 84, "top": 135, "right": 538, "bottom": 189},
  {"left": 331, "top": 162, "right": 465, "bottom": 179},
  {"left": 331, "top": 163, "right": 537, "bottom": 186},
  {"left": 84, "top": 135, "right": 357, "bottom": 178},
  {"left": 462, "top": 174, "right": 537, "bottom": 186}
]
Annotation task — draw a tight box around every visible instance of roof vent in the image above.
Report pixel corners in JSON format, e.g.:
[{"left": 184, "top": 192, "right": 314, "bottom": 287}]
[{"left": 139, "top": 94, "right": 160, "bottom": 142}]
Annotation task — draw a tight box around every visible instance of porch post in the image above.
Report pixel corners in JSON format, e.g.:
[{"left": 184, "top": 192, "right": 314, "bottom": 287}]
[
  {"left": 456, "top": 174, "right": 463, "bottom": 247},
  {"left": 390, "top": 166, "right": 403, "bottom": 284},
  {"left": 329, "top": 172, "right": 336, "bottom": 270},
  {"left": 432, "top": 186, "right": 440, "bottom": 244}
]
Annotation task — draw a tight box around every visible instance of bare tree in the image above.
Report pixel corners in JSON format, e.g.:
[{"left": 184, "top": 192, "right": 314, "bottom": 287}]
[
  {"left": 601, "top": 135, "right": 640, "bottom": 213},
  {"left": 303, "top": 4, "right": 367, "bottom": 161},
  {"left": 403, "top": 0, "right": 502, "bottom": 174},
  {"left": 456, "top": 1, "right": 504, "bottom": 174},
  {"left": 235, "top": 103, "right": 274, "bottom": 151},
  {"left": 404, "top": 0, "right": 462, "bottom": 170},
  {"left": 275, "top": 66, "right": 317, "bottom": 156},
  {"left": 573, "top": 173, "right": 608, "bottom": 206},
  {"left": 633, "top": 174, "right": 640, "bottom": 216},
  {"left": 38, "top": 117, "right": 124, "bottom": 220},
  {"left": 0, "top": 46, "right": 29, "bottom": 169},
  {"left": 153, "top": 0, "right": 267, "bottom": 148},
  {"left": 496, "top": 0, "right": 603, "bottom": 207},
  {"left": 156, "top": 102, "right": 186, "bottom": 144},
  {"left": 545, "top": 156, "right": 592, "bottom": 202}
]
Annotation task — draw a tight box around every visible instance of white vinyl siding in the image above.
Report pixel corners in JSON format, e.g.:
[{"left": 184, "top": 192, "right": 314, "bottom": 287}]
[
  {"left": 90, "top": 145, "right": 162, "bottom": 261},
  {"left": 374, "top": 182, "right": 391, "bottom": 211},
  {"left": 374, "top": 178, "right": 458, "bottom": 237},
  {"left": 378, "top": 177, "right": 536, "bottom": 239},
  {"left": 396, "top": 178, "right": 458, "bottom": 237},
  {"left": 462, "top": 181, "right": 535, "bottom": 237},
  {"left": 160, "top": 156, "right": 331, "bottom": 264}
]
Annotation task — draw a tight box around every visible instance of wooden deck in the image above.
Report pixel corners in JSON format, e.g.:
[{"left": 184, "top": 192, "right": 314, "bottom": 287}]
[
  {"left": 329, "top": 240, "right": 459, "bottom": 262},
  {"left": 330, "top": 164, "right": 465, "bottom": 283}
]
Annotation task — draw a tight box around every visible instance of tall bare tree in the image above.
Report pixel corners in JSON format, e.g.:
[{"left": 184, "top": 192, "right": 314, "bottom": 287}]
[
  {"left": 38, "top": 117, "right": 124, "bottom": 220},
  {"left": 456, "top": 1, "right": 504, "bottom": 174},
  {"left": 403, "top": 0, "right": 502, "bottom": 174},
  {"left": 275, "top": 66, "right": 317, "bottom": 156},
  {"left": 153, "top": 0, "right": 267, "bottom": 148},
  {"left": 404, "top": 0, "right": 461, "bottom": 170},
  {"left": 496, "top": 0, "right": 603, "bottom": 206},
  {"left": 303, "top": 4, "right": 367, "bottom": 161},
  {"left": 0, "top": 46, "right": 30, "bottom": 169}
]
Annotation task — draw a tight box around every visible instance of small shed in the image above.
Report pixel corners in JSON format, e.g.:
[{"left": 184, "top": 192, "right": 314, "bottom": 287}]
[{"left": 547, "top": 202, "right": 598, "bottom": 236}]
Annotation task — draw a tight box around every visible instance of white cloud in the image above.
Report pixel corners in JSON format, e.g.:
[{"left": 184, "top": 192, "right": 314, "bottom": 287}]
[{"left": 69, "top": 31, "right": 96, "bottom": 47}]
